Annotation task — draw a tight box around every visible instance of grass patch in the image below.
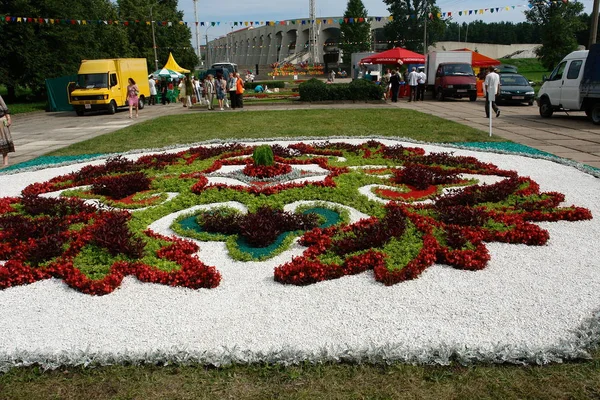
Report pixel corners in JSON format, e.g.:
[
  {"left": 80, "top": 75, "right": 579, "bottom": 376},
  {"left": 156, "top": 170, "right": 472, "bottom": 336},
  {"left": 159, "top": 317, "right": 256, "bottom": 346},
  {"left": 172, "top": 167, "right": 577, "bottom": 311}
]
[
  {"left": 1, "top": 355, "right": 600, "bottom": 399},
  {"left": 498, "top": 58, "right": 552, "bottom": 86},
  {"left": 47, "top": 109, "right": 500, "bottom": 157}
]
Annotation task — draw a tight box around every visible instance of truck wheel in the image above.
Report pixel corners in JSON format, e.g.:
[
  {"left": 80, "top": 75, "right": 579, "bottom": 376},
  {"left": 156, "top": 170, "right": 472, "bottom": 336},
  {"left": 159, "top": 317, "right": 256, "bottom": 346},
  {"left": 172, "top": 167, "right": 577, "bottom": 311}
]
[
  {"left": 591, "top": 103, "right": 600, "bottom": 125},
  {"left": 436, "top": 88, "right": 445, "bottom": 101},
  {"left": 469, "top": 94, "right": 477, "bottom": 102},
  {"left": 107, "top": 100, "right": 117, "bottom": 115},
  {"left": 539, "top": 98, "right": 553, "bottom": 118},
  {"left": 75, "top": 108, "right": 85, "bottom": 116},
  {"left": 138, "top": 96, "right": 145, "bottom": 110}
]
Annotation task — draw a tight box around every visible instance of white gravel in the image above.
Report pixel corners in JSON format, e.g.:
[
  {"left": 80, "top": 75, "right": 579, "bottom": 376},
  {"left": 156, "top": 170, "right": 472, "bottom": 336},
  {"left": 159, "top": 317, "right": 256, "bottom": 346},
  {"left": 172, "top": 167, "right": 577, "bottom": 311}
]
[{"left": 0, "top": 138, "right": 599, "bottom": 370}]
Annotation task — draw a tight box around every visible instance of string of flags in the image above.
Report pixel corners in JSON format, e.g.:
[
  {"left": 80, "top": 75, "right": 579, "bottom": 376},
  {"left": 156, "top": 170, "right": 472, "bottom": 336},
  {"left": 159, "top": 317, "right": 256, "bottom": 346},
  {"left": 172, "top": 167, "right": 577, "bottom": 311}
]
[{"left": 0, "top": 1, "right": 571, "bottom": 28}]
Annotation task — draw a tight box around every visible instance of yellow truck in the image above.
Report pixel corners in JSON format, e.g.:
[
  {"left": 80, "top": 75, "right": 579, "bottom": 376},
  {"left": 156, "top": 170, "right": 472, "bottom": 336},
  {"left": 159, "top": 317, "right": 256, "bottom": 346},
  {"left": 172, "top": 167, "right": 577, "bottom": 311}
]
[{"left": 69, "top": 58, "right": 150, "bottom": 116}]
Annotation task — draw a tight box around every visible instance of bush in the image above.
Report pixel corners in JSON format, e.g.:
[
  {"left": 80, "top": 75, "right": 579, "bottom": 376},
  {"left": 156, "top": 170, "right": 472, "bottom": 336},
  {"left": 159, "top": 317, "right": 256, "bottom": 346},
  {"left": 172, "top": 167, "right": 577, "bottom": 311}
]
[
  {"left": 245, "top": 80, "right": 286, "bottom": 90},
  {"left": 252, "top": 145, "right": 275, "bottom": 166},
  {"left": 298, "top": 78, "right": 330, "bottom": 102},
  {"left": 348, "top": 79, "right": 385, "bottom": 101},
  {"left": 299, "top": 78, "right": 384, "bottom": 102}
]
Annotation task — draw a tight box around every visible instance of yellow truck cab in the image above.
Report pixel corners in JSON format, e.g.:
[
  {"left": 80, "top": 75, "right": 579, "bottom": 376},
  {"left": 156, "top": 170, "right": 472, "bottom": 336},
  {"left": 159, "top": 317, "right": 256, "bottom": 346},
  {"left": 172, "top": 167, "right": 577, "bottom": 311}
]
[{"left": 69, "top": 58, "right": 150, "bottom": 116}]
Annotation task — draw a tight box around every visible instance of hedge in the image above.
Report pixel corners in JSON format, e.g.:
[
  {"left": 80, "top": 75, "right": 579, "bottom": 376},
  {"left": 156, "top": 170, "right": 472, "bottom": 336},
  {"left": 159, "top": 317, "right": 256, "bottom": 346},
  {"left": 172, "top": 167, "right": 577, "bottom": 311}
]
[{"left": 298, "top": 78, "right": 384, "bottom": 102}]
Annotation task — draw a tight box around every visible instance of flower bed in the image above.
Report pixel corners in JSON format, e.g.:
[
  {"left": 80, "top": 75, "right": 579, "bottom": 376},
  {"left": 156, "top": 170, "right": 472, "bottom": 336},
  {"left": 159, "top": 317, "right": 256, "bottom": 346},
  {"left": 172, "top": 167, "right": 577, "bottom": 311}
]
[{"left": 0, "top": 138, "right": 599, "bottom": 370}]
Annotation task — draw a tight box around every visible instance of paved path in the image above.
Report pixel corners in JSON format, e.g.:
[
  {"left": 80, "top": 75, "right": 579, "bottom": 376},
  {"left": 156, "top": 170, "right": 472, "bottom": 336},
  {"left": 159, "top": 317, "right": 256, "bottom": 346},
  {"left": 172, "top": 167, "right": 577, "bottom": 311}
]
[
  {"left": 6, "top": 97, "right": 600, "bottom": 169},
  {"left": 391, "top": 97, "right": 600, "bottom": 168}
]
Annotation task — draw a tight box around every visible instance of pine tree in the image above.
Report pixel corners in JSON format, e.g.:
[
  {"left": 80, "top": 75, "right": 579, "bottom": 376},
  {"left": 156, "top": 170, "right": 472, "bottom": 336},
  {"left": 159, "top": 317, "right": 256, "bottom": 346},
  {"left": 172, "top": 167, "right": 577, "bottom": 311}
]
[
  {"left": 525, "top": 0, "right": 585, "bottom": 70},
  {"left": 339, "top": 0, "right": 372, "bottom": 64},
  {"left": 383, "top": 0, "right": 445, "bottom": 53}
]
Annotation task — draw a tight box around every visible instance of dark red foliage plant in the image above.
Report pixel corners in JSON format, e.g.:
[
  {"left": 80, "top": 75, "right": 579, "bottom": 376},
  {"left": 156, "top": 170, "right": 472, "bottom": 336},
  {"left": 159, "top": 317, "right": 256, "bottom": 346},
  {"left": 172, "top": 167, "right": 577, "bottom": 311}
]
[{"left": 91, "top": 172, "right": 151, "bottom": 200}]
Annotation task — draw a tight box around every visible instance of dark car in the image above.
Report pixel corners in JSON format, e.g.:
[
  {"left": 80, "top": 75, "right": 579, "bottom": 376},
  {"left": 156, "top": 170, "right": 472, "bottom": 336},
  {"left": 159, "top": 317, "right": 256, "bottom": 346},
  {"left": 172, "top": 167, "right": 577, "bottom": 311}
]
[
  {"left": 497, "top": 64, "right": 518, "bottom": 74},
  {"left": 498, "top": 73, "right": 535, "bottom": 105}
]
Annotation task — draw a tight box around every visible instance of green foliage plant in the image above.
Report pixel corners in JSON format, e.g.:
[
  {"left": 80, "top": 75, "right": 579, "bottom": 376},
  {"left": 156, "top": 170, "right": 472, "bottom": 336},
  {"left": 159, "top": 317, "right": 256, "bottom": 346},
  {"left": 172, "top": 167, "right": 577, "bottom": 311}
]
[{"left": 252, "top": 145, "right": 275, "bottom": 166}]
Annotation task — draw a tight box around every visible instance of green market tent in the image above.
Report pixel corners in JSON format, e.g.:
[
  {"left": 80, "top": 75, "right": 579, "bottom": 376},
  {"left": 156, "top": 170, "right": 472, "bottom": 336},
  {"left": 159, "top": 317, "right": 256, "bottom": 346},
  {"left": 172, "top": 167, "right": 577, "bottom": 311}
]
[{"left": 46, "top": 75, "right": 76, "bottom": 112}]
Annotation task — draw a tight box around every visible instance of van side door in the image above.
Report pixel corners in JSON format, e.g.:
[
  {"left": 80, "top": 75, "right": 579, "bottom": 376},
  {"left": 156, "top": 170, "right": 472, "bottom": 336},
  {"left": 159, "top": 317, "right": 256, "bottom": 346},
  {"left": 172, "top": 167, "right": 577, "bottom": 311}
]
[
  {"left": 109, "top": 73, "right": 123, "bottom": 106},
  {"left": 543, "top": 61, "right": 567, "bottom": 106},
  {"left": 560, "top": 59, "right": 585, "bottom": 110}
]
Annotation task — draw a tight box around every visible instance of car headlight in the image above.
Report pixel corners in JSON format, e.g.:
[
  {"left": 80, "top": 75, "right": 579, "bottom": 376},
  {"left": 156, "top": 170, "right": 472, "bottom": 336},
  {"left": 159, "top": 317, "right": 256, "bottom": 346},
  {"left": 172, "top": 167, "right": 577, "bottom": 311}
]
[
  {"left": 526, "top": 91, "right": 534, "bottom": 95},
  {"left": 447, "top": 85, "right": 453, "bottom": 89}
]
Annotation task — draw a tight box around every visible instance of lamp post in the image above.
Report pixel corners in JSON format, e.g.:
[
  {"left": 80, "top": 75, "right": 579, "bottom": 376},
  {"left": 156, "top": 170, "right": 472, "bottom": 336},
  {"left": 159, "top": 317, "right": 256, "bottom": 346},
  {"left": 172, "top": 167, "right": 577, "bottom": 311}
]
[
  {"left": 205, "top": 26, "right": 213, "bottom": 68},
  {"left": 590, "top": 0, "right": 600, "bottom": 47},
  {"left": 150, "top": 4, "right": 159, "bottom": 71},
  {"left": 193, "top": 0, "right": 201, "bottom": 65}
]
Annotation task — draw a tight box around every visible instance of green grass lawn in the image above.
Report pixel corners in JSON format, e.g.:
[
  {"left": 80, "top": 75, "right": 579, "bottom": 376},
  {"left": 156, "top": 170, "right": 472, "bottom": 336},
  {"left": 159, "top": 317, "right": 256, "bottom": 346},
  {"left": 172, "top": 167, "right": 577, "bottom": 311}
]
[
  {"left": 3, "top": 107, "right": 599, "bottom": 399},
  {"left": 498, "top": 58, "right": 552, "bottom": 86},
  {"left": 47, "top": 108, "right": 502, "bottom": 157}
]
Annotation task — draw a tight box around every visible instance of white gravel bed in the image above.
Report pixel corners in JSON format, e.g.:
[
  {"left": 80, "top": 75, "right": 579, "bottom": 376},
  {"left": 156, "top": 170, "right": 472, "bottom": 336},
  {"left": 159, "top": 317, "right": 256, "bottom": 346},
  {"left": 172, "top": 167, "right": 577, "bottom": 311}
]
[{"left": 0, "top": 138, "right": 599, "bottom": 371}]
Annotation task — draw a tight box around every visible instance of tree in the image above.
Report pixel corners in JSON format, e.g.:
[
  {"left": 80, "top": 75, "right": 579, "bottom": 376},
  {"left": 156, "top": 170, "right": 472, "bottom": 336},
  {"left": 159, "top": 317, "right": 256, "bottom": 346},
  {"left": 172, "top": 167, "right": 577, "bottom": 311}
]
[
  {"left": 383, "top": 0, "right": 445, "bottom": 53},
  {"left": 525, "top": 0, "right": 585, "bottom": 70},
  {"left": 0, "top": 0, "right": 131, "bottom": 100},
  {"left": 117, "top": 0, "right": 198, "bottom": 73},
  {"left": 339, "top": 0, "right": 371, "bottom": 64}
]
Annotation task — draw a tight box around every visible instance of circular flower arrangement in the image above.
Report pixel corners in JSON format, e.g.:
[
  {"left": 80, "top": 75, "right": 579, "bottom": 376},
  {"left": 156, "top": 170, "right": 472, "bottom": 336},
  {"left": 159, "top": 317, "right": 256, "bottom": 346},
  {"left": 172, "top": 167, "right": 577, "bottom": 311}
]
[{"left": 0, "top": 140, "right": 592, "bottom": 296}]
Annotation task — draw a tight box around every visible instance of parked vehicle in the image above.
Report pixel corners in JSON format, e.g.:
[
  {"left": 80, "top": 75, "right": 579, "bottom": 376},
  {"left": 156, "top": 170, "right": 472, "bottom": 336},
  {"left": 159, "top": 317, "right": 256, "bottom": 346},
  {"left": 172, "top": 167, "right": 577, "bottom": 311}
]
[
  {"left": 497, "top": 64, "right": 518, "bottom": 74},
  {"left": 211, "top": 62, "right": 238, "bottom": 73},
  {"left": 199, "top": 67, "right": 232, "bottom": 80},
  {"left": 351, "top": 52, "right": 382, "bottom": 81},
  {"left": 69, "top": 58, "right": 150, "bottom": 116},
  {"left": 427, "top": 51, "right": 477, "bottom": 101},
  {"left": 497, "top": 73, "right": 535, "bottom": 105},
  {"left": 537, "top": 44, "right": 600, "bottom": 124}
]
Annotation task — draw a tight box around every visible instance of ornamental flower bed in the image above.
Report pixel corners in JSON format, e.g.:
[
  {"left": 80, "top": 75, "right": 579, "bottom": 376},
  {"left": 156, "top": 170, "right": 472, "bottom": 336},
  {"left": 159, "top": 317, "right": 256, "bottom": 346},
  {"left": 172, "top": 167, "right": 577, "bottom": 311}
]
[
  {"left": 0, "top": 141, "right": 592, "bottom": 295},
  {"left": 1, "top": 138, "right": 600, "bottom": 370}
]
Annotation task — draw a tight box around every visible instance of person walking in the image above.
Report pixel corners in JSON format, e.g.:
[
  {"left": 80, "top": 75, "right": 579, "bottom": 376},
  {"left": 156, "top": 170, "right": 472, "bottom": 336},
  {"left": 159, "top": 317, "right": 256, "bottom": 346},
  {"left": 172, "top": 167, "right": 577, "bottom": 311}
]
[
  {"left": 417, "top": 67, "right": 427, "bottom": 101},
  {"left": 193, "top": 77, "right": 202, "bottom": 105},
  {"left": 204, "top": 75, "right": 216, "bottom": 110},
  {"left": 178, "top": 79, "right": 187, "bottom": 107},
  {"left": 184, "top": 76, "right": 194, "bottom": 108},
  {"left": 389, "top": 70, "right": 401, "bottom": 103},
  {"left": 227, "top": 72, "right": 237, "bottom": 110},
  {"left": 484, "top": 66, "right": 501, "bottom": 118},
  {"left": 148, "top": 76, "right": 157, "bottom": 105},
  {"left": 235, "top": 72, "right": 245, "bottom": 109},
  {"left": 160, "top": 79, "right": 169, "bottom": 105},
  {"left": 0, "top": 95, "right": 14, "bottom": 167},
  {"left": 215, "top": 72, "right": 227, "bottom": 111},
  {"left": 380, "top": 69, "right": 391, "bottom": 100},
  {"left": 407, "top": 67, "right": 419, "bottom": 102},
  {"left": 126, "top": 78, "right": 140, "bottom": 118}
]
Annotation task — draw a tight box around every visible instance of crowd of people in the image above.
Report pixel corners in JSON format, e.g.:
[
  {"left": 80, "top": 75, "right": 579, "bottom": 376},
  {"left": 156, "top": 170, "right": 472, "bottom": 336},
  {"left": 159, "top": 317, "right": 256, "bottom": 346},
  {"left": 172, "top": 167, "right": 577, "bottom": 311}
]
[
  {"left": 146, "top": 71, "right": 248, "bottom": 112},
  {"left": 378, "top": 66, "right": 427, "bottom": 103}
]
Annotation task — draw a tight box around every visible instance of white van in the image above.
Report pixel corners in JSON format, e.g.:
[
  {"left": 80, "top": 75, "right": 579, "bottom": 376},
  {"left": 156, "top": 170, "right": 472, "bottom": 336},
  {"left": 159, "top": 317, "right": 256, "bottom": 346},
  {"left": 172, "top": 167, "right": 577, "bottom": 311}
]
[
  {"left": 211, "top": 62, "right": 238, "bottom": 73},
  {"left": 537, "top": 45, "right": 600, "bottom": 124}
]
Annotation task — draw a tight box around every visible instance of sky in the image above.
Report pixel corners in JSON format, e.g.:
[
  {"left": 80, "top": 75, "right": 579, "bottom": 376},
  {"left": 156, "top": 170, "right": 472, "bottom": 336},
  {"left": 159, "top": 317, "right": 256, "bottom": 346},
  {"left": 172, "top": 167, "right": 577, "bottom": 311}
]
[{"left": 172, "top": 0, "right": 595, "bottom": 46}]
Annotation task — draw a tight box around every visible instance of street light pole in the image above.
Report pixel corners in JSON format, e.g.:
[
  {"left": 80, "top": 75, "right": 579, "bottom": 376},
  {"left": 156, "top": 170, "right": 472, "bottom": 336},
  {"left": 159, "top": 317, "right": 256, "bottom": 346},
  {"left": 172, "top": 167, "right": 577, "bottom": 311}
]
[
  {"left": 150, "top": 4, "right": 159, "bottom": 71},
  {"left": 205, "top": 26, "right": 212, "bottom": 67},
  {"left": 193, "top": 0, "right": 201, "bottom": 65},
  {"left": 590, "top": 0, "right": 600, "bottom": 48}
]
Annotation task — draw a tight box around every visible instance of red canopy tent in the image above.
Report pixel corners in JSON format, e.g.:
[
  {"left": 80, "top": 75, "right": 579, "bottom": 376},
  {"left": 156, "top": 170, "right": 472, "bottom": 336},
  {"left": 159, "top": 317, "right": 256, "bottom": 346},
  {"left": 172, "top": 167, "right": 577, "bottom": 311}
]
[
  {"left": 359, "top": 48, "right": 425, "bottom": 65},
  {"left": 452, "top": 48, "right": 500, "bottom": 67}
]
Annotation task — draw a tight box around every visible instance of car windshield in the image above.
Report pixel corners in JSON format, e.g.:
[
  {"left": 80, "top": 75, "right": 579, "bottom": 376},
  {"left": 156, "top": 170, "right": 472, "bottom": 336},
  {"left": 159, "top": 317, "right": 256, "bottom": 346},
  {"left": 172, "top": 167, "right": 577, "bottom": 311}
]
[
  {"left": 443, "top": 64, "right": 474, "bottom": 76},
  {"left": 76, "top": 73, "right": 108, "bottom": 88},
  {"left": 500, "top": 75, "right": 529, "bottom": 86}
]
